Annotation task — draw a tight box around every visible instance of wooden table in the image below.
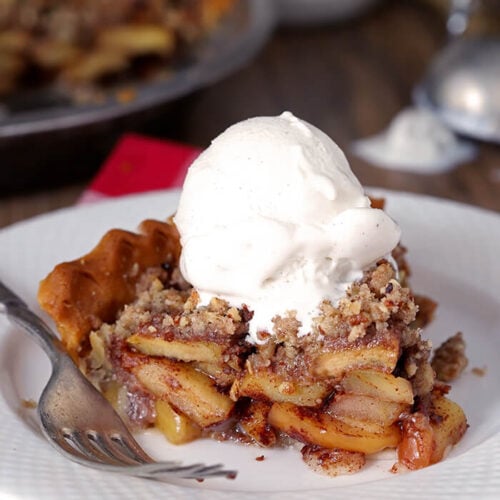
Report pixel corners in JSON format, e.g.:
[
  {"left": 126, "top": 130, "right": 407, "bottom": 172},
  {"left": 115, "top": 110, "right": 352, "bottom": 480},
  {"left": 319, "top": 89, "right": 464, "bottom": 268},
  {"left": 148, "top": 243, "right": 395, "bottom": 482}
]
[{"left": 1, "top": 0, "right": 499, "bottom": 229}]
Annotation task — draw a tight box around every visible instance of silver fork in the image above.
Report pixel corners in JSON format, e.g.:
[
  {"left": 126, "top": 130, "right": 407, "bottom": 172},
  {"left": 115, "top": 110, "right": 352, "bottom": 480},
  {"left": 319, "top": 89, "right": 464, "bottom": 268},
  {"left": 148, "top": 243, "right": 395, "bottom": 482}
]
[{"left": 0, "top": 280, "right": 237, "bottom": 482}]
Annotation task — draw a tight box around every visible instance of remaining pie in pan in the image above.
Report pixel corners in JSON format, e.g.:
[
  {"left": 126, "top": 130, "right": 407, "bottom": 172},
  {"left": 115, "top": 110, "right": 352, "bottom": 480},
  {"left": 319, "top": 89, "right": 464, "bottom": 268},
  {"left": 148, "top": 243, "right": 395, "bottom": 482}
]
[{"left": 0, "top": 0, "right": 235, "bottom": 96}]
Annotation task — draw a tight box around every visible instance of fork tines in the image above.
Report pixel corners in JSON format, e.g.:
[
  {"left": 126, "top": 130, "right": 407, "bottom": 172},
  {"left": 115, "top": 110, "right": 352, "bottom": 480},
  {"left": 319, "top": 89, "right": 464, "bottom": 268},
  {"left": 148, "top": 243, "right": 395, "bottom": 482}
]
[{"left": 54, "top": 428, "right": 237, "bottom": 480}]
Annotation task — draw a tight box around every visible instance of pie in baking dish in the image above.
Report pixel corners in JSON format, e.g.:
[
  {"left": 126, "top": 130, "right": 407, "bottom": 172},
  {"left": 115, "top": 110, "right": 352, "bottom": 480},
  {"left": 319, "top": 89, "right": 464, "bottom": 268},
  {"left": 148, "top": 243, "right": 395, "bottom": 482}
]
[{"left": 0, "top": 0, "right": 235, "bottom": 96}]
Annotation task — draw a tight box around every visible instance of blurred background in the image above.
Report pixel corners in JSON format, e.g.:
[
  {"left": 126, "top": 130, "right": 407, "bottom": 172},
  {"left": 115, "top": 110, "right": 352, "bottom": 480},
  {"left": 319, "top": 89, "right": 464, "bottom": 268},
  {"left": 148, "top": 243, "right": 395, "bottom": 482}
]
[{"left": 1, "top": 0, "right": 499, "bottom": 226}]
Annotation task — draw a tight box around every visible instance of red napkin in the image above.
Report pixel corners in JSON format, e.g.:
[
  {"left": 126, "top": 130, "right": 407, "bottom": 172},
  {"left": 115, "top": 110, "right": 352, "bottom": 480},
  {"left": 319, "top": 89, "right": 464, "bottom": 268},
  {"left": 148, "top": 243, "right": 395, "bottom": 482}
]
[{"left": 79, "top": 134, "right": 201, "bottom": 204}]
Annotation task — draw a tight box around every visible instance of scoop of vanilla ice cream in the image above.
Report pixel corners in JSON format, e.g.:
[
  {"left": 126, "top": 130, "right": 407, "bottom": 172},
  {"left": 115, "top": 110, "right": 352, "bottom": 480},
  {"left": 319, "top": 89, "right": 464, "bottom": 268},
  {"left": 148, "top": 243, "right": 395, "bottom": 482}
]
[{"left": 174, "top": 112, "right": 401, "bottom": 343}]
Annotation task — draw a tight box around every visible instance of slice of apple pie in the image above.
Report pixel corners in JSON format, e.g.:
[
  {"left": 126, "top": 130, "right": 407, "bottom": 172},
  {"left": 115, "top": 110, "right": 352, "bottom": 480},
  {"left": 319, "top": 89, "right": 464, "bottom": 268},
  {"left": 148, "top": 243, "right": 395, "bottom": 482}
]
[{"left": 38, "top": 216, "right": 467, "bottom": 477}]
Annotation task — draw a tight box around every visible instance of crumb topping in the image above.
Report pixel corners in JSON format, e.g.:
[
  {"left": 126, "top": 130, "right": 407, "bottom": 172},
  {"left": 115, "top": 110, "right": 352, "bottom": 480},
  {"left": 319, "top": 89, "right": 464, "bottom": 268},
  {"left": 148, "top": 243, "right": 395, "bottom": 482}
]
[
  {"left": 431, "top": 332, "right": 468, "bottom": 382},
  {"left": 87, "top": 257, "right": 431, "bottom": 401}
]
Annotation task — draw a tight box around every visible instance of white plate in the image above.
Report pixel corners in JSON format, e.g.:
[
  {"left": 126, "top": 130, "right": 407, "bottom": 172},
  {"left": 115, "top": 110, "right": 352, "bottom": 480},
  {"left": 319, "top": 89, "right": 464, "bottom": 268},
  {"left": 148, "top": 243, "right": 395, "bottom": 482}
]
[{"left": 1, "top": 189, "right": 500, "bottom": 500}]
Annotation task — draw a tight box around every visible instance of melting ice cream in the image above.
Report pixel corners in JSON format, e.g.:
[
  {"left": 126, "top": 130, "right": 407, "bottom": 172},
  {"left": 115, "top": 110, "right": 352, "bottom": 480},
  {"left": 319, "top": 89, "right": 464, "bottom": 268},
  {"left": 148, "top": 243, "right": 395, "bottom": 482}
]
[{"left": 174, "top": 112, "right": 401, "bottom": 342}]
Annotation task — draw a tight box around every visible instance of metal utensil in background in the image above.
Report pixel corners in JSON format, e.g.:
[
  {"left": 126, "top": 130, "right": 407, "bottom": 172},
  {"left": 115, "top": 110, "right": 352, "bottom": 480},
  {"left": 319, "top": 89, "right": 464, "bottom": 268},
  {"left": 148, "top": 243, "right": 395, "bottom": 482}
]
[{"left": 414, "top": 0, "right": 500, "bottom": 143}]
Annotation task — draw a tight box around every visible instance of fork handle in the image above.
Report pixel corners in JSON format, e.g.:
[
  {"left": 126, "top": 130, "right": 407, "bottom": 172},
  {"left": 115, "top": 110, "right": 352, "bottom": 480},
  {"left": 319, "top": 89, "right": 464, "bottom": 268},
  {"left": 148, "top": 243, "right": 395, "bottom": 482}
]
[{"left": 0, "top": 280, "right": 64, "bottom": 365}]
